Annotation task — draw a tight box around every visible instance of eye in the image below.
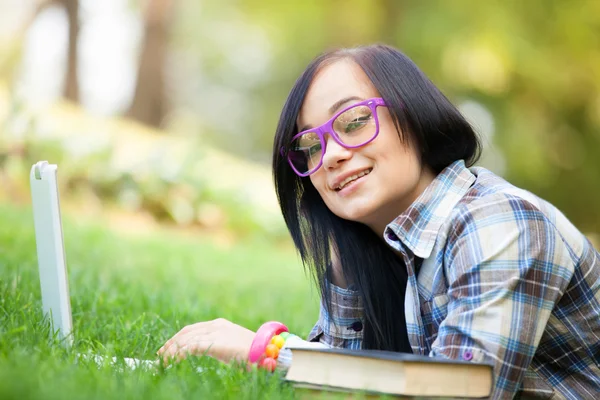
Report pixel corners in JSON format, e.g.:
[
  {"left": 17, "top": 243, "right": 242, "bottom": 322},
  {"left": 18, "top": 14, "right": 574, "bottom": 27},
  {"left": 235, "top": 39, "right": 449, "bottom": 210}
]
[
  {"left": 344, "top": 114, "right": 372, "bottom": 133},
  {"left": 294, "top": 142, "right": 321, "bottom": 155},
  {"left": 307, "top": 142, "right": 322, "bottom": 157},
  {"left": 334, "top": 105, "right": 373, "bottom": 135}
]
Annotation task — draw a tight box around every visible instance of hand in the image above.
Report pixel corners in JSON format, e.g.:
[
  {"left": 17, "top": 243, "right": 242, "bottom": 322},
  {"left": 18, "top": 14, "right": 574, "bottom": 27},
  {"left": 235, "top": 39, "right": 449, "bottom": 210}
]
[{"left": 158, "top": 318, "right": 256, "bottom": 365}]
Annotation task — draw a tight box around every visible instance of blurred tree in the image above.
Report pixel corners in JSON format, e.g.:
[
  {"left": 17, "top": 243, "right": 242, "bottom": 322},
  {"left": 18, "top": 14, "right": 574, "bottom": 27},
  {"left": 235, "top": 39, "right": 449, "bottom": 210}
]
[
  {"left": 1, "top": 0, "right": 80, "bottom": 101},
  {"left": 60, "top": 0, "right": 79, "bottom": 102},
  {"left": 127, "top": 0, "right": 175, "bottom": 128}
]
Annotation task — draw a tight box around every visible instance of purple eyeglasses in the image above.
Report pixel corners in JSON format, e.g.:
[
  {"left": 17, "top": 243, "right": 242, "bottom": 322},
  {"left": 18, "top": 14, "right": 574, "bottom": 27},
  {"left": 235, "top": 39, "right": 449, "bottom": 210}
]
[{"left": 284, "top": 97, "right": 387, "bottom": 177}]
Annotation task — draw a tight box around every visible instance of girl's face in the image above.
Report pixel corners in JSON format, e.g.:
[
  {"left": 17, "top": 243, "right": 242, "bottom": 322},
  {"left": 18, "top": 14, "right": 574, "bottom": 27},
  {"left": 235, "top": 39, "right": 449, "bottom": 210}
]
[{"left": 297, "top": 59, "right": 435, "bottom": 235}]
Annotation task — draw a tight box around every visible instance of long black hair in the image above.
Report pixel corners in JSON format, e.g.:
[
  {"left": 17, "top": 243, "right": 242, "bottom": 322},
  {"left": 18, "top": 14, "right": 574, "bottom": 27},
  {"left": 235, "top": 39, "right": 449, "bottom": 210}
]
[{"left": 272, "top": 44, "right": 481, "bottom": 352}]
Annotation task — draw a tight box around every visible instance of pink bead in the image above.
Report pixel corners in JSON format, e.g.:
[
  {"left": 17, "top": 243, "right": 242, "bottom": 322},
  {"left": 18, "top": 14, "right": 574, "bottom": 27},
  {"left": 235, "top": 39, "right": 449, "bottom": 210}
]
[{"left": 260, "top": 357, "right": 277, "bottom": 372}]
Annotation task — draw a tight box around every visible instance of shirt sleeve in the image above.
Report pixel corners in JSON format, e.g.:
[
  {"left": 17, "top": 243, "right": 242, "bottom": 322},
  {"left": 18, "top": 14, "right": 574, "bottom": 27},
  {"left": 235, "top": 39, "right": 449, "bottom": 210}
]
[
  {"left": 430, "top": 195, "right": 574, "bottom": 399},
  {"left": 306, "top": 282, "right": 364, "bottom": 347},
  {"left": 276, "top": 282, "right": 364, "bottom": 373}
]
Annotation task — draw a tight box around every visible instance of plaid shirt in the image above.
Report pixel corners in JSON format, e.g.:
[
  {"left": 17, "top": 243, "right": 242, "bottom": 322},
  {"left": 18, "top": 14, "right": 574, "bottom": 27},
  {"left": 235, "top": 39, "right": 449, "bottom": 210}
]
[{"left": 279, "top": 160, "right": 600, "bottom": 399}]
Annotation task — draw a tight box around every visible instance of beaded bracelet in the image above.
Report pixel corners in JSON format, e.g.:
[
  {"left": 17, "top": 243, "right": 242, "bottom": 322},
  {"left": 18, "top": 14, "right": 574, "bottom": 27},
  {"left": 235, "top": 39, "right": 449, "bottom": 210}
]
[
  {"left": 248, "top": 321, "right": 298, "bottom": 372},
  {"left": 263, "top": 331, "right": 302, "bottom": 371},
  {"left": 248, "top": 321, "right": 288, "bottom": 368}
]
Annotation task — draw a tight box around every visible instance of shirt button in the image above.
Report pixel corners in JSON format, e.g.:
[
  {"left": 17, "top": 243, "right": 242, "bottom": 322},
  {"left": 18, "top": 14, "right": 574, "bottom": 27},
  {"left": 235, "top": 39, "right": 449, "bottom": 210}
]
[
  {"left": 349, "top": 321, "right": 363, "bottom": 332},
  {"left": 462, "top": 350, "right": 473, "bottom": 361}
]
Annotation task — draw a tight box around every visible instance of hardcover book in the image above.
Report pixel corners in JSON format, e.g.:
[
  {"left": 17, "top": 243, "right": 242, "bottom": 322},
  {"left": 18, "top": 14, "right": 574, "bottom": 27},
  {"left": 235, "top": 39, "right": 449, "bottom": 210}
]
[{"left": 285, "top": 346, "right": 493, "bottom": 398}]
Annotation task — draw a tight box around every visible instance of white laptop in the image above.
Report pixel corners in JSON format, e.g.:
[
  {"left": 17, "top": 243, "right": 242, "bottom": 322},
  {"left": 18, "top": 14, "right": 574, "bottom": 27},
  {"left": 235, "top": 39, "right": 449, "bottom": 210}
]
[
  {"left": 29, "top": 161, "right": 157, "bottom": 369},
  {"left": 30, "top": 161, "right": 74, "bottom": 346}
]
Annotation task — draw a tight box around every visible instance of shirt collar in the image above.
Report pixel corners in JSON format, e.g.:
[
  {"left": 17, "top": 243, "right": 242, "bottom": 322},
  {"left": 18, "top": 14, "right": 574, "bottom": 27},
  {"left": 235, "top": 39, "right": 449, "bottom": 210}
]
[{"left": 383, "top": 160, "right": 476, "bottom": 259}]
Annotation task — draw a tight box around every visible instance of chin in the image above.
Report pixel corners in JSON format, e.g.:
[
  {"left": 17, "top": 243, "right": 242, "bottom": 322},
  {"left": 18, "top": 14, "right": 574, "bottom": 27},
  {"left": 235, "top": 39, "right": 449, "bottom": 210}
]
[
  {"left": 336, "top": 206, "right": 375, "bottom": 225},
  {"left": 325, "top": 196, "right": 379, "bottom": 225}
]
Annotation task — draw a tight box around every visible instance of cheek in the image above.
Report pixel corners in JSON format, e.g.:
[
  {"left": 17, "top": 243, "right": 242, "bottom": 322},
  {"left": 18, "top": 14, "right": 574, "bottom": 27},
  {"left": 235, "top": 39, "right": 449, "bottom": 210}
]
[
  {"left": 376, "top": 125, "right": 415, "bottom": 164},
  {"left": 370, "top": 134, "right": 421, "bottom": 187},
  {"left": 309, "top": 173, "right": 329, "bottom": 197},
  {"left": 382, "top": 154, "right": 423, "bottom": 198}
]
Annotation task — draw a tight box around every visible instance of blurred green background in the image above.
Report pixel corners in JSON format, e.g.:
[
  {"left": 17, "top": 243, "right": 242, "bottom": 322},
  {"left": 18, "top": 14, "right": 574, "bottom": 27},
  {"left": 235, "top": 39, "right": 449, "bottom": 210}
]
[{"left": 0, "top": 0, "right": 599, "bottom": 241}]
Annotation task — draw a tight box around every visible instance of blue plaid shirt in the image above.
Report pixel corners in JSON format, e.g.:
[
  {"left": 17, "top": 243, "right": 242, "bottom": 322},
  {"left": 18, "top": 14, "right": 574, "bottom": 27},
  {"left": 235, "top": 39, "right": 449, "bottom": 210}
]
[{"left": 278, "top": 160, "right": 600, "bottom": 399}]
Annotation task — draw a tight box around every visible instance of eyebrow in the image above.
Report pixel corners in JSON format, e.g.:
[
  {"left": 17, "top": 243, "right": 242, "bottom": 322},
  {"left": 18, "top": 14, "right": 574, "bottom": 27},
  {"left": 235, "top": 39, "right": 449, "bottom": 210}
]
[{"left": 299, "top": 96, "right": 364, "bottom": 132}]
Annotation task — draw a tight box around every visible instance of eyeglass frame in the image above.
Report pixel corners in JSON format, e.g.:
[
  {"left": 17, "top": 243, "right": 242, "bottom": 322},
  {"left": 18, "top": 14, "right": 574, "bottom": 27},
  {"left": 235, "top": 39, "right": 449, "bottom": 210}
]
[{"left": 282, "top": 97, "right": 387, "bottom": 177}]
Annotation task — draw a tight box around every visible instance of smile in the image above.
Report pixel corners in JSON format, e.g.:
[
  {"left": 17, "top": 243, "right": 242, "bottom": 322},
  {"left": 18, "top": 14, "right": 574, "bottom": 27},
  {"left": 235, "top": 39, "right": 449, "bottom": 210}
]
[{"left": 335, "top": 168, "right": 372, "bottom": 191}]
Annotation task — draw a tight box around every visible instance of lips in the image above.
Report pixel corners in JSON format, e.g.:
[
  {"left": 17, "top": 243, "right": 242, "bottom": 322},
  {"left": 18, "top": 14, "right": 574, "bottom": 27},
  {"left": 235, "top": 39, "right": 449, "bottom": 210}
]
[{"left": 333, "top": 168, "right": 372, "bottom": 191}]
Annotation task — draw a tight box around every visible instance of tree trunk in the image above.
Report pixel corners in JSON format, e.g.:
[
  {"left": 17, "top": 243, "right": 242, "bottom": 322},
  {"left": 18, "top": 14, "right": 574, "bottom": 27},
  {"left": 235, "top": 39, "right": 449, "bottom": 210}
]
[
  {"left": 61, "top": 0, "right": 79, "bottom": 102},
  {"left": 127, "top": 0, "right": 174, "bottom": 128}
]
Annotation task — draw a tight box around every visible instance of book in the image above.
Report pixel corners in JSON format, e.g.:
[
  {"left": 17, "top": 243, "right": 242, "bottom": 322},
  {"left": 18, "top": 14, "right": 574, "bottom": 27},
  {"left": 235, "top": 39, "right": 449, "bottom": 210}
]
[{"left": 284, "top": 346, "right": 493, "bottom": 398}]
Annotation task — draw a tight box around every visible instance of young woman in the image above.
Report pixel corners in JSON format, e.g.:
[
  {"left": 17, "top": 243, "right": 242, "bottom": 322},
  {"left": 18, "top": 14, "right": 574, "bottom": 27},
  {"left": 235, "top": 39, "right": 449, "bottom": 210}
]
[{"left": 158, "top": 45, "right": 600, "bottom": 399}]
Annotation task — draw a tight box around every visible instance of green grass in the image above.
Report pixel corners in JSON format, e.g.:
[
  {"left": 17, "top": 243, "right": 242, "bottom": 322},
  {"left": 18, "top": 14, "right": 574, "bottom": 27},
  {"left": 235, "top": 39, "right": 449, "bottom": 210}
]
[{"left": 0, "top": 202, "right": 326, "bottom": 399}]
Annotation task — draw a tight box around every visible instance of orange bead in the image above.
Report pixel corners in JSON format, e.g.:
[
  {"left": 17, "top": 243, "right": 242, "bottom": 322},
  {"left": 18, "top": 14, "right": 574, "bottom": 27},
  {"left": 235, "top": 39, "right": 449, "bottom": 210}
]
[
  {"left": 265, "top": 343, "right": 280, "bottom": 359},
  {"left": 270, "top": 335, "right": 285, "bottom": 349},
  {"left": 260, "top": 357, "right": 277, "bottom": 372}
]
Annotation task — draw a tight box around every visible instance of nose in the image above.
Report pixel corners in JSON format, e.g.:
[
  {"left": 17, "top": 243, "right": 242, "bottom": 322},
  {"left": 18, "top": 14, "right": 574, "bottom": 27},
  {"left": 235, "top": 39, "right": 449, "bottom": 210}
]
[{"left": 322, "top": 134, "right": 352, "bottom": 170}]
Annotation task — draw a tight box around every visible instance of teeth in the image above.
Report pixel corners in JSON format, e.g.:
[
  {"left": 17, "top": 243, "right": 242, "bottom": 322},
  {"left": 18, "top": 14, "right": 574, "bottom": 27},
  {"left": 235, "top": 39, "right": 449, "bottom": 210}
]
[{"left": 337, "top": 169, "right": 371, "bottom": 190}]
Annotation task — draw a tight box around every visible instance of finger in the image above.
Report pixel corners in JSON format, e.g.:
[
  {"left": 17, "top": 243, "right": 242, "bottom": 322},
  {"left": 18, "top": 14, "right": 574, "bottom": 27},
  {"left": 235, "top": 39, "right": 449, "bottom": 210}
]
[
  {"left": 160, "top": 342, "right": 181, "bottom": 366},
  {"left": 161, "top": 331, "right": 216, "bottom": 364},
  {"left": 159, "top": 325, "right": 208, "bottom": 356},
  {"left": 161, "top": 337, "right": 189, "bottom": 362},
  {"left": 161, "top": 328, "right": 210, "bottom": 358},
  {"left": 157, "top": 319, "right": 227, "bottom": 356},
  {"left": 163, "top": 340, "right": 212, "bottom": 366},
  {"left": 158, "top": 337, "right": 178, "bottom": 357},
  {"left": 173, "top": 341, "right": 210, "bottom": 362}
]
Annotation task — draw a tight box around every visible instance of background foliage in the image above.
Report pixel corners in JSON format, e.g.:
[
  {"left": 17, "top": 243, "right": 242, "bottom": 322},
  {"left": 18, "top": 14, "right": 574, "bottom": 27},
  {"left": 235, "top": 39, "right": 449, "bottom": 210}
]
[{"left": 1, "top": 0, "right": 598, "bottom": 235}]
